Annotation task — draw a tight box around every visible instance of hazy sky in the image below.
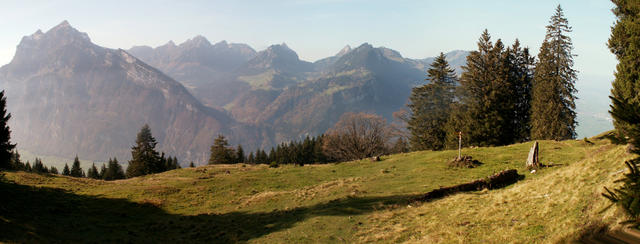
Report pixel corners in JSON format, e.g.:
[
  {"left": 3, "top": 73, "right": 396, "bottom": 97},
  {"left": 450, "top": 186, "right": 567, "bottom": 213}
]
[{"left": 0, "top": 0, "right": 616, "bottom": 77}]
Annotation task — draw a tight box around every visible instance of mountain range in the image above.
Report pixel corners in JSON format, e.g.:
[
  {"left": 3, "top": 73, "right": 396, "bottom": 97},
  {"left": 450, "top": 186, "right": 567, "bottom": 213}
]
[
  {"left": 0, "top": 21, "right": 469, "bottom": 164},
  {"left": 129, "top": 38, "right": 468, "bottom": 144}
]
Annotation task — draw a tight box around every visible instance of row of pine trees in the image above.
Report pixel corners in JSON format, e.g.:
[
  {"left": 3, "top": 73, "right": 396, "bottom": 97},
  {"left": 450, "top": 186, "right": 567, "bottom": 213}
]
[
  {"left": 408, "top": 5, "right": 577, "bottom": 150},
  {"left": 208, "top": 134, "right": 332, "bottom": 166},
  {"left": 2, "top": 124, "right": 183, "bottom": 180}
]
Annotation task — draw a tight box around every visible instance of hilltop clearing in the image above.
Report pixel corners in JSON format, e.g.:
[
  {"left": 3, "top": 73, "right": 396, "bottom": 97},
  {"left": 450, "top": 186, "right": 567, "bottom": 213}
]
[{"left": 0, "top": 137, "right": 632, "bottom": 243}]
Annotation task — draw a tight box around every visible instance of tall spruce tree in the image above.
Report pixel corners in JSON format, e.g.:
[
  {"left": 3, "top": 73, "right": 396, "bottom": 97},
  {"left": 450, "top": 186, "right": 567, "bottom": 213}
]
[
  {"left": 507, "top": 40, "right": 535, "bottom": 141},
  {"left": 601, "top": 0, "right": 640, "bottom": 221},
  {"left": 208, "top": 135, "right": 234, "bottom": 164},
  {"left": 448, "top": 30, "right": 516, "bottom": 147},
  {"left": 609, "top": 0, "right": 640, "bottom": 143},
  {"left": 0, "top": 90, "right": 15, "bottom": 169},
  {"left": 408, "top": 53, "right": 457, "bottom": 150},
  {"left": 70, "top": 155, "right": 84, "bottom": 177},
  {"left": 531, "top": 5, "right": 578, "bottom": 140},
  {"left": 126, "top": 124, "right": 161, "bottom": 178}
]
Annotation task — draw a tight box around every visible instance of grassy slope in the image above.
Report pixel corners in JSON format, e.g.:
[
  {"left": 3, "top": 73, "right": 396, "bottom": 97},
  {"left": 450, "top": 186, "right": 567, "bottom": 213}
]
[{"left": 0, "top": 137, "right": 633, "bottom": 243}]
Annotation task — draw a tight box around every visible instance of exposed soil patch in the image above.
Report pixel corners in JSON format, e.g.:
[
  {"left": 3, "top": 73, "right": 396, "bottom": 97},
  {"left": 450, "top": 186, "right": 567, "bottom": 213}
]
[{"left": 415, "top": 169, "right": 521, "bottom": 202}]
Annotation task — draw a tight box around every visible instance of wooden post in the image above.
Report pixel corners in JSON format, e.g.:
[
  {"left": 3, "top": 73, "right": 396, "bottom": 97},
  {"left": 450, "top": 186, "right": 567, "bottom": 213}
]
[{"left": 458, "top": 131, "right": 462, "bottom": 160}]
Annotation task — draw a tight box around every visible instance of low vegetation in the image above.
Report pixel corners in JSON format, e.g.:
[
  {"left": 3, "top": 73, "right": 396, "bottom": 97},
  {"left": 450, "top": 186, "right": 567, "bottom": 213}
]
[{"left": 1, "top": 136, "right": 632, "bottom": 243}]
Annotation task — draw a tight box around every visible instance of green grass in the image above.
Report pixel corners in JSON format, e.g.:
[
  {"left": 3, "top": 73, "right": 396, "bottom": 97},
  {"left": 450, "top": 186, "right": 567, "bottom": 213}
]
[{"left": 0, "top": 137, "right": 633, "bottom": 243}]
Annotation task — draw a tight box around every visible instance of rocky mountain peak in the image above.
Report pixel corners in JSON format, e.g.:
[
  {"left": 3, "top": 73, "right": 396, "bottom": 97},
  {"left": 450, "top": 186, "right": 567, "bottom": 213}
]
[
  {"left": 181, "top": 35, "right": 211, "bottom": 48},
  {"left": 264, "top": 43, "right": 298, "bottom": 59},
  {"left": 213, "top": 40, "right": 229, "bottom": 47},
  {"left": 336, "top": 45, "right": 352, "bottom": 57},
  {"left": 164, "top": 40, "right": 177, "bottom": 47}
]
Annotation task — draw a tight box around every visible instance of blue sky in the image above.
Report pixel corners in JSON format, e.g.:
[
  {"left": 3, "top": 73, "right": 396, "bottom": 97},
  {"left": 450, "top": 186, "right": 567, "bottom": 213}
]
[
  {"left": 0, "top": 0, "right": 618, "bottom": 136},
  {"left": 0, "top": 0, "right": 615, "bottom": 75}
]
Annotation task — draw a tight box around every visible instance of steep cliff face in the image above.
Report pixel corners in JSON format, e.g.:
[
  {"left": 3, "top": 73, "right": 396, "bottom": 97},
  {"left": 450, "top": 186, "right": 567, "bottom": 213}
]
[
  {"left": 129, "top": 37, "right": 257, "bottom": 108},
  {"left": 0, "top": 21, "right": 262, "bottom": 164}
]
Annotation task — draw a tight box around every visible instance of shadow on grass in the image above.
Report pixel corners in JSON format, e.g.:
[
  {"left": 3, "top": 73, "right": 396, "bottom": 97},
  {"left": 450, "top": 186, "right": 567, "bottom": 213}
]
[{"left": 0, "top": 175, "right": 418, "bottom": 243}]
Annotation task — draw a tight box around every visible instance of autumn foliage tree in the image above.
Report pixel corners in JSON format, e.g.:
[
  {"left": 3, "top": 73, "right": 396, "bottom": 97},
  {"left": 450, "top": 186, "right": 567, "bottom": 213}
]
[{"left": 322, "top": 112, "right": 391, "bottom": 162}]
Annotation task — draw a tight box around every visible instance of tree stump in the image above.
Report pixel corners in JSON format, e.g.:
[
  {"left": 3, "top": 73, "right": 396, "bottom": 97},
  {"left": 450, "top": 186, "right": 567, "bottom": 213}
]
[{"left": 526, "top": 141, "right": 539, "bottom": 169}]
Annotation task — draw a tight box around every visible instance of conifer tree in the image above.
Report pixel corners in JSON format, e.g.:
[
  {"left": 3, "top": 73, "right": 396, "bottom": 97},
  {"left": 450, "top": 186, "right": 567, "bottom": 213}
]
[
  {"left": 256, "top": 149, "right": 268, "bottom": 164},
  {"left": 313, "top": 136, "right": 328, "bottom": 163},
  {"left": 408, "top": 53, "right": 457, "bottom": 150},
  {"left": 301, "top": 136, "right": 314, "bottom": 165},
  {"left": 126, "top": 124, "right": 161, "bottom": 177},
  {"left": 164, "top": 156, "right": 174, "bottom": 170},
  {"left": 99, "top": 163, "right": 106, "bottom": 179},
  {"left": 70, "top": 155, "right": 84, "bottom": 177},
  {"left": 104, "top": 158, "right": 125, "bottom": 180},
  {"left": 159, "top": 152, "right": 167, "bottom": 172},
  {"left": 208, "top": 134, "right": 234, "bottom": 164},
  {"left": 247, "top": 152, "right": 255, "bottom": 164},
  {"left": 189, "top": 161, "right": 195, "bottom": 168},
  {"left": 531, "top": 5, "right": 578, "bottom": 140},
  {"left": 609, "top": 0, "right": 640, "bottom": 143},
  {"left": 602, "top": 1, "right": 640, "bottom": 222},
  {"left": 87, "top": 163, "right": 100, "bottom": 179},
  {"left": 62, "top": 163, "right": 70, "bottom": 176},
  {"left": 33, "top": 158, "right": 45, "bottom": 173},
  {"left": 50, "top": 166, "right": 59, "bottom": 174},
  {"left": 236, "top": 145, "right": 245, "bottom": 164},
  {"left": 268, "top": 148, "right": 277, "bottom": 163},
  {"left": 10, "top": 150, "right": 23, "bottom": 170},
  {"left": 507, "top": 40, "right": 535, "bottom": 141},
  {"left": 0, "top": 90, "right": 15, "bottom": 169},
  {"left": 448, "top": 30, "right": 517, "bottom": 147},
  {"left": 173, "top": 156, "right": 180, "bottom": 169},
  {"left": 25, "top": 161, "right": 31, "bottom": 172}
]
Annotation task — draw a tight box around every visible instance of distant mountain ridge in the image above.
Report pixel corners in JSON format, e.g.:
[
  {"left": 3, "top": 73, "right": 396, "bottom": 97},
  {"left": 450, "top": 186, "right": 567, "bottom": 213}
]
[
  {"left": 130, "top": 39, "right": 469, "bottom": 143},
  {"left": 0, "top": 21, "right": 470, "bottom": 164},
  {"left": 0, "top": 21, "right": 264, "bottom": 163}
]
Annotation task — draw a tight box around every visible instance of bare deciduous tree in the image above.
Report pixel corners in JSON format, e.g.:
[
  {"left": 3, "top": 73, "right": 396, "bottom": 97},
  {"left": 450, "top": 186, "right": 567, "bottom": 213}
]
[{"left": 322, "top": 112, "right": 391, "bottom": 162}]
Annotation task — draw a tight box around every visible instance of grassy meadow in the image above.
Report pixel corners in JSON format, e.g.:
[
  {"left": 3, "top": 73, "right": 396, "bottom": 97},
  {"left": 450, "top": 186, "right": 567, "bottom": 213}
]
[{"left": 0, "top": 136, "right": 634, "bottom": 243}]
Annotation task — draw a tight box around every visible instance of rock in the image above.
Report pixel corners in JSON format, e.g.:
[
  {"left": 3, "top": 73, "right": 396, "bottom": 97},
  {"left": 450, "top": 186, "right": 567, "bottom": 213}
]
[
  {"left": 526, "top": 141, "right": 539, "bottom": 169},
  {"left": 370, "top": 156, "right": 381, "bottom": 162}
]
